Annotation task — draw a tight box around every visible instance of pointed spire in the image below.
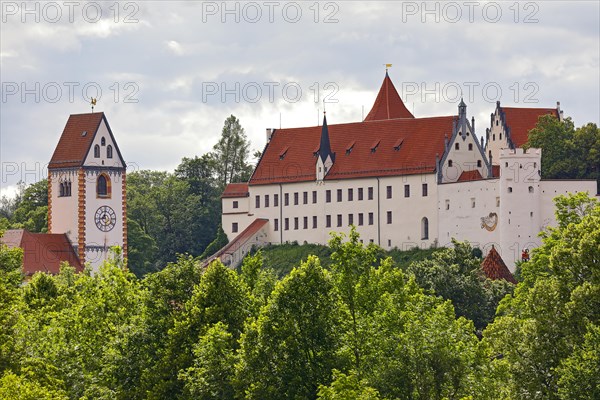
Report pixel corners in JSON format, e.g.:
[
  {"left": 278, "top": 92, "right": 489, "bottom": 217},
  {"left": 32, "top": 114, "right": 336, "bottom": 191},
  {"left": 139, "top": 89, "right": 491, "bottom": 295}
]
[
  {"left": 458, "top": 97, "right": 467, "bottom": 118},
  {"left": 319, "top": 112, "right": 333, "bottom": 164},
  {"left": 364, "top": 72, "right": 414, "bottom": 121}
]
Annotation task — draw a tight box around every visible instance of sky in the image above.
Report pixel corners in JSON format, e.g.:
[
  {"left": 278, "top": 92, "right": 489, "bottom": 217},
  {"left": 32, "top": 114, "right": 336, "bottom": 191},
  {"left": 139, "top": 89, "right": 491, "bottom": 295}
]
[{"left": 1, "top": 1, "right": 599, "bottom": 198}]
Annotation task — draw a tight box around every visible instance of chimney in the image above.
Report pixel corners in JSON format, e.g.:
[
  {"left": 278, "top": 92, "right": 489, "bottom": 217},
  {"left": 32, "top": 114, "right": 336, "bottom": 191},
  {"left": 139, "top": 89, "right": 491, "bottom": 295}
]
[
  {"left": 266, "top": 128, "right": 273, "bottom": 142},
  {"left": 557, "top": 101, "right": 564, "bottom": 121}
]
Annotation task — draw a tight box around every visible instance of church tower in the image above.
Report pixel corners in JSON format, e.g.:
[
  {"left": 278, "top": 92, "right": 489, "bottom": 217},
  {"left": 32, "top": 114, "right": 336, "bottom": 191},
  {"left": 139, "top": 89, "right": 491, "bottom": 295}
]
[{"left": 48, "top": 112, "right": 127, "bottom": 271}]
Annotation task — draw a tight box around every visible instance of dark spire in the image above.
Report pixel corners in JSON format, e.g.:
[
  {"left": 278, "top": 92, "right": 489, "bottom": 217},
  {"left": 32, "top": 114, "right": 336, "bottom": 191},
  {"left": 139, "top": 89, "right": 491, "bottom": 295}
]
[
  {"left": 458, "top": 97, "right": 467, "bottom": 118},
  {"left": 319, "top": 112, "right": 333, "bottom": 164}
]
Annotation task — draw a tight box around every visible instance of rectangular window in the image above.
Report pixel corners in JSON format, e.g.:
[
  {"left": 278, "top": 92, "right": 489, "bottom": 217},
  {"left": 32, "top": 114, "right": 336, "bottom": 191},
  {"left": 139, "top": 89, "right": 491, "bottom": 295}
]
[
  {"left": 255, "top": 195, "right": 260, "bottom": 208},
  {"left": 294, "top": 217, "right": 298, "bottom": 230},
  {"left": 348, "top": 214, "right": 354, "bottom": 226},
  {"left": 284, "top": 193, "right": 289, "bottom": 206},
  {"left": 404, "top": 184, "right": 410, "bottom": 198},
  {"left": 337, "top": 214, "right": 342, "bottom": 227},
  {"left": 294, "top": 192, "right": 299, "bottom": 205},
  {"left": 368, "top": 212, "right": 374, "bottom": 225},
  {"left": 471, "top": 198, "right": 476, "bottom": 208},
  {"left": 326, "top": 190, "right": 331, "bottom": 203},
  {"left": 233, "top": 200, "right": 238, "bottom": 209},
  {"left": 496, "top": 197, "right": 500, "bottom": 207},
  {"left": 358, "top": 213, "right": 364, "bottom": 226},
  {"left": 285, "top": 218, "right": 289, "bottom": 230},
  {"left": 348, "top": 188, "right": 353, "bottom": 201},
  {"left": 232, "top": 222, "right": 238, "bottom": 233},
  {"left": 387, "top": 211, "right": 392, "bottom": 224},
  {"left": 274, "top": 194, "right": 279, "bottom": 207},
  {"left": 422, "top": 183, "right": 428, "bottom": 197},
  {"left": 303, "top": 216, "right": 308, "bottom": 229},
  {"left": 274, "top": 219, "right": 279, "bottom": 231},
  {"left": 326, "top": 215, "right": 331, "bottom": 228},
  {"left": 445, "top": 199, "right": 450, "bottom": 210},
  {"left": 312, "top": 216, "right": 317, "bottom": 229},
  {"left": 386, "top": 185, "right": 392, "bottom": 199},
  {"left": 368, "top": 187, "right": 374, "bottom": 200},
  {"left": 303, "top": 191, "right": 308, "bottom": 205},
  {"left": 337, "top": 189, "right": 342, "bottom": 202},
  {"left": 265, "top": 195, "right": 270, "bottom": 208},
  {"left": 358, "top": 188, "right": 364, "bottom": 200},
  {"left": 312, "top": 191, "right": 317, "bottom": 204}
]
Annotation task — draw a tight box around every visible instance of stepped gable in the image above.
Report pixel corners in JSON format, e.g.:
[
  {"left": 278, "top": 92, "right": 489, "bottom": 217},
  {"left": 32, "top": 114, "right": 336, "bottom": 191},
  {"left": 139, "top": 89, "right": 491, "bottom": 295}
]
[
  {"left": 1, "top": 229, "right": 84, "bottom": 276},
  {"left": 481, "top": 245, "right": 517, "bottom": 284},
  {"left": 364, "top": 71, "right": 414, "bottom": 121},
  {"left": 501, "top": 107, "right": 559, "bottom": 148}
]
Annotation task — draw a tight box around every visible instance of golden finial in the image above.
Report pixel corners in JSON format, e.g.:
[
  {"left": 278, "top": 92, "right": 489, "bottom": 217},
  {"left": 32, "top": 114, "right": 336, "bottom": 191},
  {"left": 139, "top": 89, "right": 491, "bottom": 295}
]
[{"left": 90, "top": 97, "right": 97, "bottom": 112}]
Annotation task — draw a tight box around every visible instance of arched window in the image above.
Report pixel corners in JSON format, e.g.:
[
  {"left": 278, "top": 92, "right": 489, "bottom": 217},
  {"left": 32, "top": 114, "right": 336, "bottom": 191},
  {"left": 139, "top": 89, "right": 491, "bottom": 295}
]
[
  {"left": 94, "top": 144, "right": 100, "bottom": 158},
  {"left": 107, "top": 145, "right": 113, "bottom": 158},
  {"left": 66, "top": 181, "right": 72, "bottom": 196},
  {"left": 448, "top": 160, "right": 453, "bottom": 167},
  {"left": 421, "top": 217, "right": 429, "bottom": 240},
  {"left": 59, "top": 182, "right": 65, "bottom": 197},
  {"left": 468, "top": 143, "right": 473, "bottom": 151},
  {"left": 101, "top": 137, "right": 106, "bottom": 146},
  {"left": 97, "top": 174, "right": 110, "bottom": 198},
  {"left": 455, "top": 143, "right": 460, "bottom": 150}
]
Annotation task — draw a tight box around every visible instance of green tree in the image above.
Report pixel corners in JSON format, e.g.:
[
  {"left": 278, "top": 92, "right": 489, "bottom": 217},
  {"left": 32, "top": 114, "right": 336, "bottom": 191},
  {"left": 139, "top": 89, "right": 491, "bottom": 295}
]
[
  {"left": 212, "top": 115, "right": 253, "bottom": 188},
  {"left": 318, "top": 370, "right": 381, "bottom": 400},
  {"left": 483, "top": 193, "right": 600, "bottom": 399},
  {"left": 407, "top": 240, "right": 513, "bottom": 331},
  {"left": 180, "top": 322, "right": 236, "bottom": 400},
  {"left": 236, "top": 256, "right": 343, "bottom": 399},
  {"left": 0, "top": 244, "right": 23, "bottom": 373},
  {"left": 9, "top": 180, "right": 48, "bottom": 232},
  {"left": 525, "top": 115, "right": 600, "bottom": 180}
]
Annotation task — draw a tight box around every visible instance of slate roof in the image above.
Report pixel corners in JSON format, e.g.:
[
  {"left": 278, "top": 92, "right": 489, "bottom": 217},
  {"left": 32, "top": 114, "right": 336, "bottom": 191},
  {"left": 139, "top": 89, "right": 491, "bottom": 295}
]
[
  {"left": 501, "top": 107, "right": 559, "bottom": 148},
  {"left": 49, "top": 112, "right": 125, "bottom": 169},
  {"left": 1, "top": 229, "right": 84, "bottom": 276},
  {"left": 481, "top": 245, "right": 517, "bottom": 284}
]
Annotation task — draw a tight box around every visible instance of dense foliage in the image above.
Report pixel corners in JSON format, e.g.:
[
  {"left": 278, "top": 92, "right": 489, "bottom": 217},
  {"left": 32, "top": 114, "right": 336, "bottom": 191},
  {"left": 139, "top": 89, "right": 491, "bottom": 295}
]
[{"left": 1, "top": 193, "right": 597, "bottom": 399}]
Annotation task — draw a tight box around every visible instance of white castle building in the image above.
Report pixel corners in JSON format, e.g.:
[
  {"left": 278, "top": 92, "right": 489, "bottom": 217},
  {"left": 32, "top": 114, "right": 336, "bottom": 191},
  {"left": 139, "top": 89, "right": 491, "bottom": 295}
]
[{"left": 217, "top": 72, "right": 597, "bottom": 271}]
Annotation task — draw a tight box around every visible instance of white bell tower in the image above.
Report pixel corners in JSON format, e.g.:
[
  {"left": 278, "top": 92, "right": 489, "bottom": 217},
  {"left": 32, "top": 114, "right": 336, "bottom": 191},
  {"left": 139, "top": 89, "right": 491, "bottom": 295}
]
[{"left": 48, "top": 112, "right": 127, "bottom": 272}]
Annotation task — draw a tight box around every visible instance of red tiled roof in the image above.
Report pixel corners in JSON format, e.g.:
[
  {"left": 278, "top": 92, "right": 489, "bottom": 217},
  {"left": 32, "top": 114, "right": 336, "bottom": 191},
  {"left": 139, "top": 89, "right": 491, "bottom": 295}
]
[
  {"left": 501, "top": 107, "right": 559, "bottom": 148},
  {"left": 364, "top": 72, "right": 414, "bottom": 121},
  {"left": 221, "top": 183, "right": 249, "bottom": 198},
  {"left": 202, "top": 218, "right": 268, "bottom": 266},
  {"left": 491, "top": 165, "right": 500, "bottom": 178},
  {"left": 457, "top": 170, "right": 483, "bottom": 182},
  {"left": 481, "top": 245, "right": 517, "bottom": 284},
  {"left": 250, "top": 116, "right": 455, "bottom": 185},
  {"left": 1, "top": 229, "right": 84, "bottom": 276},
  {"left": 49, "top": 112, "right": 105, "bottom": 168}
]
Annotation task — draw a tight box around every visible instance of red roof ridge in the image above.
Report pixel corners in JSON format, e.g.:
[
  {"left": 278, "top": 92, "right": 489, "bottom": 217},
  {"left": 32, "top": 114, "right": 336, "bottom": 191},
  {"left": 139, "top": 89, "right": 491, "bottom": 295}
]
[
  {"left": 364, "top": 72, "right": 414, "bottom": 121},
  {"left": 457, "top": 170, "right": 483, "bottom": 182}
]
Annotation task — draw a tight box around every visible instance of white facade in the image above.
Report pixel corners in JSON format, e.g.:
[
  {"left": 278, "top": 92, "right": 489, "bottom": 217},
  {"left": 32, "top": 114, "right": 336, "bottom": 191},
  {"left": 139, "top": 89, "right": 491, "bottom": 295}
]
[{"left": 49, "top": 115, "right": 126, "bottom": 272}]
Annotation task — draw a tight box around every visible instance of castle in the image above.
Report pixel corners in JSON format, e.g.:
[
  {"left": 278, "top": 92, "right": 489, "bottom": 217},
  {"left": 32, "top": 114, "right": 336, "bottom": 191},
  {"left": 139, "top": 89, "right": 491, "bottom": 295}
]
[{"left": 217, "top": 72, "right": 597, "bottom": 271}]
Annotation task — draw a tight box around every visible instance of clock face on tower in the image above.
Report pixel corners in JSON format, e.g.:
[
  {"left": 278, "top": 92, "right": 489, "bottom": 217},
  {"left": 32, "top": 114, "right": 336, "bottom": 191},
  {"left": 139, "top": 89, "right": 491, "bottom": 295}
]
[{"left": 95, "top": 205, "right": 116, "bottom": 232}]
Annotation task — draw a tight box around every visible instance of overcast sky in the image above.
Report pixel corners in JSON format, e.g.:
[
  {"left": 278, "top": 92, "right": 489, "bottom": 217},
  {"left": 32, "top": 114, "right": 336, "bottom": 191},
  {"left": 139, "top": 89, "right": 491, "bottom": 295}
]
[{"left": 1, "top": 1, "right": 599, "bottom": 197}]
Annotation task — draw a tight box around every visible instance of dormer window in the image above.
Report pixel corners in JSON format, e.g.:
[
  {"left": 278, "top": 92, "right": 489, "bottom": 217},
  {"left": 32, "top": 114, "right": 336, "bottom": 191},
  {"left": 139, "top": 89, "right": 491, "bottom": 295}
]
[
  {"left": 393, "top": 138, "right": 404, "bottom": 151},
  {"left": 107, "top": 145, "right": 113, "bottom": 159},
  {"left": 94, "top": 144, "right": 100, "bottom": 158},
  {"left": 371, "top": 139, "right": 380, "bottom": 153},
  {"left": 279, "top": 147, "right": 289, "bottom": 160},
  {"left": 346, "top": 141, "right": 355, "bottom": 155},
  {"left": 101, "top": 137, "right": 106, "bottom": 146}
]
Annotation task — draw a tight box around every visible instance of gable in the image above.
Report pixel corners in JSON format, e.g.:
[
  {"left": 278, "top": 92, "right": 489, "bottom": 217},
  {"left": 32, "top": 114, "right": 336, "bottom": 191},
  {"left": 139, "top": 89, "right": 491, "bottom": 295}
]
[
  {"left": 500, "top": 107, "right": 559, "bottom": 148},
  {"left": 49, "top": 112, "right": 125, "bottom": 169},
  {"left": 83, "top": 118, "right": 125, "bottom": 168}
]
